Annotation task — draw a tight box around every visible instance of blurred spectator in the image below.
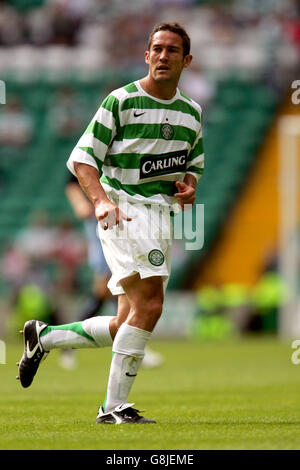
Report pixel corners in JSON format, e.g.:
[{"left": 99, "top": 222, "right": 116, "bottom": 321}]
[
  {"left": 193, "top": 285, "right": 236, "bottom": 340},
  {"left": 7, "top": 0, "right": 46, "bottom": 10},
  {"left": 15, "top": 211, "right": 56, "bottom": 260},
  {"left": 0, "top": 165, "right": 4, "bottom": 192},
  {"left": 12, "top": 283, "right": 55, "bottom": 333},
  {"left": 25, "top": 5, "right": 53, "bottom": 46},
  {"left": 1, "top": 212, "right": 58, "bottom": 301},
  {"left": 49, "top": 0, "right": 84, "bottom": 46},
  {"left": 1, "top": 232, "right": 59, "bottom": 339},
  {"left": 249, "top": 271, "right": 289, "bottom": 332},
  {"left": 3, "top": 211, "right": 85, "bottom": 349},
  {"left": 196, "top": 285, "right": 221, "bottom": 317},
  {"left": 1, "top": 241, "right": 29, "bottom": 292},
  {"left": 284, "top": 6, "right": 300, "bottom": 56},
  {"left": 108, "top": 12, "right": 156, "bottom": 68},
  {"left": 15, "top": 211, "right": 85, "bottom": 293},
  {"left": 0, "top": 96, "right": 34, "bottom": 148},
  {"left": 155, "top": 0, "right": 195, "bottom": 5},
  {"left": 0, "top": 1, "right": 24, "bottom": 46},
  {"left": 52, "top": 217, "right": 85, "bottom": 293},
  {"left": 48, "top": 0, "right": 93, "bottom": 20},
  {"left": 47, "top": 86, "right": 88, "bottom": 140},
  {"left": 220, "top": 283, "right": 252, "bottom": 333},
  {"left": 180, "top": 63, "right": 216, "bottom": 109},
  {"left": 65, "top": 174, "right": 112, "bottom": 318},
  {"left": 0, "top": 0, "right": 298, "bottom": 85}
]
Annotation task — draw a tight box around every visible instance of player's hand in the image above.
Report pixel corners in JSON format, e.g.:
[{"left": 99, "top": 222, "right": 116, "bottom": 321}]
[
  {"left": 95, "top": 200, "right": 132, "bottom": 230},
  {"left": 174, "top": 181, "right": 196, "bottom": 210}
]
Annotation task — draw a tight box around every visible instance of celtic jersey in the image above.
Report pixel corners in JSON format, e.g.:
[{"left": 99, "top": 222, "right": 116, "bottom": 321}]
[{"left": 67, "top": 80, "right": 204, "bottom": 206}]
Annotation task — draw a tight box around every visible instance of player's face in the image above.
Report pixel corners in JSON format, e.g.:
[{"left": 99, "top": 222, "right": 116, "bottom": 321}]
[{"left": 145, "top": 31, "right": 192, "bottom": 85}]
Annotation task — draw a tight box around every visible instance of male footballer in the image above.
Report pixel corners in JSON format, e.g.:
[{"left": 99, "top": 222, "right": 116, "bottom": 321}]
[{"left": 17, "top": 22, "right": 204, "bottom": 424}]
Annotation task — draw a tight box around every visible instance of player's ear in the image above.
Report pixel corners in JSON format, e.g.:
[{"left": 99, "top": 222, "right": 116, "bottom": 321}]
[
  {"left": 145, "top": 50, "right": 150, "bottom": 65},
  {"left": 183, "top": 54, "right": 193, "bottom": 69}
]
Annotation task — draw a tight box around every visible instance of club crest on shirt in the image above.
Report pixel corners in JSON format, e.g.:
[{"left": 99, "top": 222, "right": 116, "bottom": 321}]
[
  {"left": 148, "top": 249, "right": 165, "bottom": 266},
  {"left": 160, "top": 123, "right": 174, "bottom": 140}
]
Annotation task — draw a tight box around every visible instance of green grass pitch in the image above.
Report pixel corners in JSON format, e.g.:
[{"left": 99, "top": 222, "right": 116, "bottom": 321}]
[{"left": 0, "top": 336, "right": 300, "bottom": 450}]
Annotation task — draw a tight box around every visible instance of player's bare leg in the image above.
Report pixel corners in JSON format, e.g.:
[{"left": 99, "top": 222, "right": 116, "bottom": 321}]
[
  {"left": 109, "top": 294, "right": 130, "bottom": 339},
  {"left": 96, "top": 275, "right": 163, "bottom": 424},
  {"left": 120, "top": 274, "right": 164, "bottom": 332}
]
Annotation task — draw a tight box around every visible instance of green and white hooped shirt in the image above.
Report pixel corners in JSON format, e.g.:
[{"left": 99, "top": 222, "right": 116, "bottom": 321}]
[{"left": 67, "top": 80, "right": 204, "bottom": 206}]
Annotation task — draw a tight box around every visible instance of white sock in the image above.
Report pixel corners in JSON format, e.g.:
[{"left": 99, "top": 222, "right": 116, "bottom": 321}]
[
  {"left": 103, "top": 322, "right": 151, "bottom": 413},
  {"left": 82, "top": 316, "right": 113, "bottom": 347},
  {"left": 40, "top": 317, "right": 113, "bottom": 351}
]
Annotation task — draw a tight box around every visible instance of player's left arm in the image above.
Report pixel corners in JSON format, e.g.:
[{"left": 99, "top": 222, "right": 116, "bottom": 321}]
[
  {"left": 175, "top": 110, "right": 205, "bottom": 210},
  {"left": 174, "top": 174, "right": 197, "bottom": 209},
  {"left": 174, "top": 108, "right": 204, "bottom": 210}
]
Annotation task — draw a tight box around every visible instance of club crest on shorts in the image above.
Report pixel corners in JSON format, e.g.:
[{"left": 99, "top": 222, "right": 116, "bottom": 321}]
[
  {"left": 148, "top": 249, "right": 165, "bottom": 266},
  {"left": 160, "top": 123, "right": 174, "bottom": 140}
]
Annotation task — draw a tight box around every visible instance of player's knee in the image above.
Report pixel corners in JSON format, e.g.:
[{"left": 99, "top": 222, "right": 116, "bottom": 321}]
[
  {"left": 130, "top": 297, "right": 163, "bottom": 328},
  {"left": 114, "top": 315, "right": 126, "bottom": 331},
  {"left": 146, "top": 298, "right": 163, "bottom": 319}
]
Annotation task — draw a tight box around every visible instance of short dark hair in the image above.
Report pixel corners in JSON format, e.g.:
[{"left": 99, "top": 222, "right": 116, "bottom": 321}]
[{"left": 147, "top": 22, "right": 191, "bottom": 57}]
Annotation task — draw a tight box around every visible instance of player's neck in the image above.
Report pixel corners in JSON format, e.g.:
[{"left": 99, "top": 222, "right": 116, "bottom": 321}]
[{"left": 139, "top": 76, "right": 178, "bottom": 101}]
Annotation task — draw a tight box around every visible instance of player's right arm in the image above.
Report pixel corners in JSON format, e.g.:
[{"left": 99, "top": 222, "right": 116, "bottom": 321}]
[
  {"left": 74, "top": 162, "right": 131, "bottom": 228},
  {"left": 67, "top": 94, "right": 131, "bottom": 229}
]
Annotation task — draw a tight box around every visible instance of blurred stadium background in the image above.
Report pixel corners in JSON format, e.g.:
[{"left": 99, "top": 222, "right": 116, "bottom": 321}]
[{"left": 0, "top": 0, "right": 300, "bottom": 344}]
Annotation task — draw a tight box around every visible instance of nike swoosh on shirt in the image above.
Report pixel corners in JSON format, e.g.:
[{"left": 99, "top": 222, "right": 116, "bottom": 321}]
[
  {"left": 133, "top": 111, "right": 146, "bottom": 117},
  {"left": 125, "top": 372, "right": 137, "bottom": 377}
]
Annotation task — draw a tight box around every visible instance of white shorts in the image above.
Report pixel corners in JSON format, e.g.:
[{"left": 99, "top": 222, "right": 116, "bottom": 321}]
[{"left": 97, "top": 200, "right": 173, "bottom": 295}]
